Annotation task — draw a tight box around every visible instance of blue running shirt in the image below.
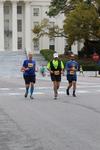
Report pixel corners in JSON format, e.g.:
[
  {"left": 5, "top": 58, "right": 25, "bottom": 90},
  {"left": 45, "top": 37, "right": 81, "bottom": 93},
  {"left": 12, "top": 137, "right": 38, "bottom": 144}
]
[
  {"left": 23, "top": 59, "right": 36, "bottom": 76},
  {"left": 66, "top": 60, "right": 79, "bottom": 75}
]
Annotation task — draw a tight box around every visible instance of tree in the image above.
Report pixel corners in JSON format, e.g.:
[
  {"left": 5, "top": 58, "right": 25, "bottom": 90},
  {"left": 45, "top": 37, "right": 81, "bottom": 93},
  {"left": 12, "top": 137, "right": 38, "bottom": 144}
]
[
  {"left": 63, "top": 2, "right": 100, "bottom": 46},
  {"left": 47, "top": 0, "right": 68, "bottom": 16},
  {"left": 32, "top": 18, "right": 67, "bottom": 41},
  {"left": 47, "top": 0, "right": 100, "bottom": 16},
  {"left": 47, "top": 0, "right": 100, "bottom": 47},
  {"left": 32, "top": 0, "right": 100, "bottom": 53}
]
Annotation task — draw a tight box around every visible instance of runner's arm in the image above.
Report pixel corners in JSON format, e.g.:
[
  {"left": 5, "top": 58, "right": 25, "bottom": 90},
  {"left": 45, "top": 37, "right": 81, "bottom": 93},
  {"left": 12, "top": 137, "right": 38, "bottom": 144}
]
[
  {"left": 61, "top": 61, "right": 64, "bottom": 74},
  {"left": 21, "top": 67, "right": 29, "bottom": 72},
  {"left": 47, "top": 62, "right": 53, "bottom": 73},
  {"left": 66, "top": 62, "right": 70, "bottom": 71},
  {"left": 21, "top": 60, "right": 29, "bottom": 72}
]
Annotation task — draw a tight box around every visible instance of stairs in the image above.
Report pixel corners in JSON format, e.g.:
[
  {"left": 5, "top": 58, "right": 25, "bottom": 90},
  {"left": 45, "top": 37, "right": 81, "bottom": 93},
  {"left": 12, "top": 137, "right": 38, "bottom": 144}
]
[
  {"left": 0, "top": 51, "right": 47, "bottom": 78},
  {"left": 33, "top": 53, "right": 47, "bottom": 66}
]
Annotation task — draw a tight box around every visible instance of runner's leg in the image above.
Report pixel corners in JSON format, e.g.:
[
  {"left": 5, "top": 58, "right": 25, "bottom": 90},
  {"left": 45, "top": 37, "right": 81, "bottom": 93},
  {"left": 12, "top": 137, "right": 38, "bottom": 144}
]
[
  {"left": 24, "top": 76, "right": 30, "bottom": 98},
  {"left": 30, "top": 75, "right": 35, "bottom": 99},
  {"left": 72, "top": 81, "right": 76, "bottom": 97},
  {"left": 66, "top": 82, "right": 72, "bottom": 95},
  {"left": 30, "top": 82, "right": 34, "bottom": 99},
  {"left": 53, "top": 81, "right": 58, "bottom": 99}
]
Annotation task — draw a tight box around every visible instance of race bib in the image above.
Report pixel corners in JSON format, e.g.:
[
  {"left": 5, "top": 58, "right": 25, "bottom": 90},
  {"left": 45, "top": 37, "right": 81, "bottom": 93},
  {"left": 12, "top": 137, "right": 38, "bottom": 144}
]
[
  {"left": 28, "top": 63, "right": 33, "bottom": 68},
  {"left": 70, "top": 70, "right": 74, "bottom": 75},
  {"left": 70, "top": 67, "right": 75, "bottom": 75},
  {"left": 54, "top": 71, "right": 60, "bottom": 75}
]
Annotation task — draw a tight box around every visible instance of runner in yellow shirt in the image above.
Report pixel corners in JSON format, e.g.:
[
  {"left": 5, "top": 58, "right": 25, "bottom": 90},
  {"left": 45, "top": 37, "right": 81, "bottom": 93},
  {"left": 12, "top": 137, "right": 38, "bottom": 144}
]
[{"left": 47, "top": 53, "right": 64, "bottom": 99}]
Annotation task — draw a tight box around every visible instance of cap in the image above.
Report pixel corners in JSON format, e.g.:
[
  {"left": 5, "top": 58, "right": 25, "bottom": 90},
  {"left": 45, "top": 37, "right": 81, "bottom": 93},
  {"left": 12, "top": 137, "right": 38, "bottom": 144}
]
[
  {"left": 70, "top": 54, "right": 75, "bottom": 58},
  {"left": 53, "top": 53, "right": 58, "bottom": 58}
]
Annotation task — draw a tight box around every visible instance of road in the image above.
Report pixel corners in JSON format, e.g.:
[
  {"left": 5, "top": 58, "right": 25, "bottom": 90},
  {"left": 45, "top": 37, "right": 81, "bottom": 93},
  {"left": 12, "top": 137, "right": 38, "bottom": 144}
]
[{"left": 0, "top": 75, "right": 100, "bottom": 150}]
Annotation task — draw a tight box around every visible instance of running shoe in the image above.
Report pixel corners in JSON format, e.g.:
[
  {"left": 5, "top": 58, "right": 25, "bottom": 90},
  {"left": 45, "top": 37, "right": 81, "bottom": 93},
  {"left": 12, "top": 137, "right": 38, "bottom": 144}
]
[
  {"left": 66, "top": 88, "right": 69, "bottom": 95},
  {"left": 24, "top": 92, "right": 28, "bottom": 98},
  {"left": 73, "top": 94, "right": 76, "bottom": 97},
  {"left": 30, "top": 95, "right": 34, "bottom": 99}
]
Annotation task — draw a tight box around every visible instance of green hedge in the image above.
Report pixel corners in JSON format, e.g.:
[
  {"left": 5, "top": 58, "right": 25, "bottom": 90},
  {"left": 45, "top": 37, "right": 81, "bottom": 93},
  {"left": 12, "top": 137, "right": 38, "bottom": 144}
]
[
  {"left": 40, "top": 49, "right": 54, "bottom": 61},
  {"left": 82, "top": 64, "right": 100, "bottom": 71},
  {"left": 40, "top": 49, "right": 100, "bottom": 71}
]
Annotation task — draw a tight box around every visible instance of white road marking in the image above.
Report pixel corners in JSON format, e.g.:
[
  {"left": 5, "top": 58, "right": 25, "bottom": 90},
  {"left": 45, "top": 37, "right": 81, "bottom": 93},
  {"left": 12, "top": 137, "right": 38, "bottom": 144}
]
[
  {"left": 58, "top": 91, "right": 65, "bottom": 94},
  {"left": 9, "top": 93, "right": 22, "bottom": 96},
  {"left": 77, "top": 90, "right": 90, "bottom": 93},
  {"left": 18, "top": 85, "right": 100, "bottom": 90},
  {"left": 19, "top": 88, "right": 25, "bottom": 90},
  {"left": 0, "top": 83, "right": 100, "bottom": 96},
  {"left": 33, "top": 92, "right": 44, "bottom": 95},
  {"left": 59, "top": 90, "right": 90, "bottom": 94},
  {"left": 37, "top": 76, "right": 100, "bottom": 85},
  {"left": 78, "top": 82, "right": 100, "bottom": 85},
  {"left": 0, "top": 88, "right": 10, "bottom": 91},
  {"left": 8, "top": 92, "right": 44, "bottom": 96},
  {"left": 77, "top": 85, "right": 100, "bottom": 88},
  {"left": 96, "top": 90, "right": 100, "bottom": 92}
]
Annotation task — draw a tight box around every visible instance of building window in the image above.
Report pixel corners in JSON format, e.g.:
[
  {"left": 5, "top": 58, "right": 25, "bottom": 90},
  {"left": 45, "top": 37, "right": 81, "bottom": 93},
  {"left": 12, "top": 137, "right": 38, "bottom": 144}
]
[
  {"left": 33, "top": 8, "right": 39, "bottom": 16},
  {"left": 49, "top": 38, "right": 55, "bottom": 50},
  {"left": 4, "top": 6, "right": 9, "bottom": 14},
  {"left": 34, "top": 22, "right": 39, "bottom": 26},
  {"left": 34, "top": 39, "right": 39, "bottom": 51},
  {"left": 4, "top": 19, "right": 9, "bottom": 31},
  {"left": 17, "top": 6, "right": 22, "bottom": 14},
  {"left": 49, "top": 22, "right": 55, "bottom": 27},
  {"left": 18, "top": 37, "right": 22, "bottom": 49},
  {"left": 17, "top": 19, "right": 22, "bottom": 32},
  {"left": 4, "top": 20, "right": 10, "bottom": 37}
]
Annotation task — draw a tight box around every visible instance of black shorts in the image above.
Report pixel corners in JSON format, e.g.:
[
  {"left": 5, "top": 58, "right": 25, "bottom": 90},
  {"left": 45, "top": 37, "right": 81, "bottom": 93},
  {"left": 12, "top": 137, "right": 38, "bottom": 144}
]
[
  {"left": 67, "top": 74, "right": 77, "bottom": 83},
  {"left": 51, "top": 74, "right": 61, "bottom": 82},
  {"left": 23, "top": 75, "right": 36, "bottom": 84}
]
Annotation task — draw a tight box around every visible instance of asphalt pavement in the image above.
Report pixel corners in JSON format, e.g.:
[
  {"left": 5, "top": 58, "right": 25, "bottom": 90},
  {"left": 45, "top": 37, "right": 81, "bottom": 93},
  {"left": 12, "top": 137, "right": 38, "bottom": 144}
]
[{"left": 0, "top": 52, "right": 100, "bottom": 150}]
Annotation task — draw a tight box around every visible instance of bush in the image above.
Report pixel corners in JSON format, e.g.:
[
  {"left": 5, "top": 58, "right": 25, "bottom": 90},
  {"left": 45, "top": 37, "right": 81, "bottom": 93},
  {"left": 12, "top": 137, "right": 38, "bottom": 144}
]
[
  {"left": 40, "top": 49, "right": 100, "bottom": 71},
  {"left": 78, "top": 50, "right": 85, "bottom": 58},
  {"left": 82, "top": 64, "right": 100, "bottom": 71},
  {"left": 40, "top": 49, "right": 54, "bottom": 61}
]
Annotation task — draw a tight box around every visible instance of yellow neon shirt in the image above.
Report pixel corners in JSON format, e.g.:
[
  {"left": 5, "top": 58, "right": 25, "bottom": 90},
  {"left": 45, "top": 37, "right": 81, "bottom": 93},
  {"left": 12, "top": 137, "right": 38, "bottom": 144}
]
[{"left": 47, "top": 60, "right": 64, "bottom": 70}]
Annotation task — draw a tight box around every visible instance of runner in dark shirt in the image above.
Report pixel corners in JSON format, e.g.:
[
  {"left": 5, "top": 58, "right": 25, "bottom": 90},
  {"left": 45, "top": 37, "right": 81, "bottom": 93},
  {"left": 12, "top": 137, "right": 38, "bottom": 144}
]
[
  {"left": 66, "top": 54, "right": 79, "bottom": 97},
  {"left": 21, "top": 52, "right": 36, "bottom": 99}
]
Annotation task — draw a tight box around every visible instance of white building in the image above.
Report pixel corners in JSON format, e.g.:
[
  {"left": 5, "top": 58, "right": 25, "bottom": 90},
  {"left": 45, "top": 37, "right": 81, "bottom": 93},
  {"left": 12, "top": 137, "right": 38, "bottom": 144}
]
[{"left": 0, "top": 0, "right": 81, "bottom": 54}]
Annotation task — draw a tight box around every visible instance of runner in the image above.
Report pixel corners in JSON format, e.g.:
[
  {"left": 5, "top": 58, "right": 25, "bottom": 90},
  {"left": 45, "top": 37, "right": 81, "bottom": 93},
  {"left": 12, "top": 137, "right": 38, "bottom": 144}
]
[
  {"left": 47, "top": 53, "right": 64, "bottom": 99},
  {"left": 40, "top": 64, "right": 46, "bottom": 77},
  {"left": 21, "top": 52, "right": 36, "bottom": 99},
  {"left": 79, "top": 65, "right": 84, "bottom": 76},
  {"left": 66, "top": 54, "right": 79, "bottom": 97}
]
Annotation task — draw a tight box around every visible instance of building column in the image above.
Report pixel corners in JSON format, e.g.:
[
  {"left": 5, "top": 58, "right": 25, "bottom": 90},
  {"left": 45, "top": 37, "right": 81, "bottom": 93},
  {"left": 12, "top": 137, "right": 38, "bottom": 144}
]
[
  {"left": 0, "top": 1, "right": 4, "bottom": 51},
  {"left": 25, "top": 1, "right": 31, "bottom": 54},
  {"left": 12, "top": 1, "right": 17, "bottom": 51},
  {"left": 71, "top": 41, "right": 79, "bottom": 55},
  {"left": 55, "top": 37, "right": 65, "bottom": 54}
]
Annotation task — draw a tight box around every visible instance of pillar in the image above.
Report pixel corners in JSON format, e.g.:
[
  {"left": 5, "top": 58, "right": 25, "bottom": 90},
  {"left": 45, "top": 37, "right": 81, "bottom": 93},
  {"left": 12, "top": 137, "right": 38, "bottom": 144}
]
[{"left": 0, "top": 1, "right": 4, "bottom": 51}]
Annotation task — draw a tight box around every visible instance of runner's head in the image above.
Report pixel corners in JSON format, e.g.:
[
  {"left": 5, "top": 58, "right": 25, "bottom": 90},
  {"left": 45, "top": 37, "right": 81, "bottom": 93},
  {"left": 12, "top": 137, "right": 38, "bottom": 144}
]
[
  {"left": 70, "top": 54, "right": 75, "bottom": 60},
  {"left": 53, "top": 53, "right": 58, "bottom": 60},
  {"left": 28, "top": 51, "right": 33, "bottom": 60}
]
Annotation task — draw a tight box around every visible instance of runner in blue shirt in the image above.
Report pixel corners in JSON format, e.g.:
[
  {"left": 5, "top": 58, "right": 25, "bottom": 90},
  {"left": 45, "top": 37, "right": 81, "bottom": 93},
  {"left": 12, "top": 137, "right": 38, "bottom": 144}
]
[
  {"left": 66, "top": 54, "right": 79, "bottom": 97},
  {"left": 21, "top": 52, "right": 36, "bottom": 99}
]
